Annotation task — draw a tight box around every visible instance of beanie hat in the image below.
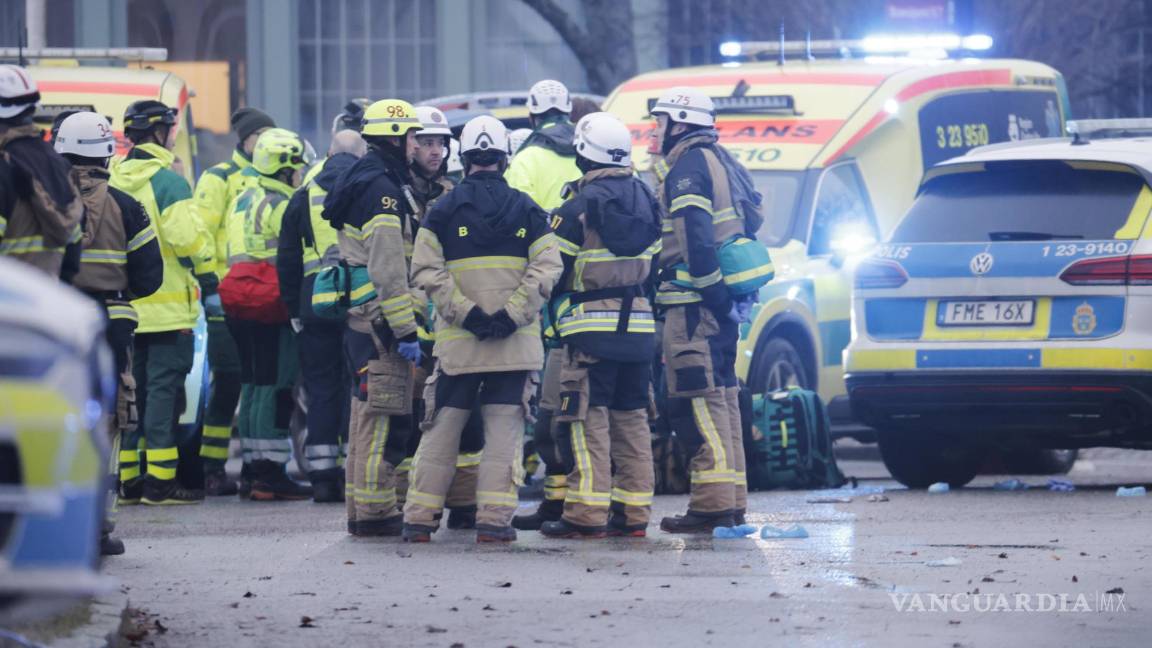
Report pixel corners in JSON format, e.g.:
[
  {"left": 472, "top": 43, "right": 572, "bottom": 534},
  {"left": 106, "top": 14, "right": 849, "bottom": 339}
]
[{"left": 231, "top": 107, "right": 276, "bottom": 142}]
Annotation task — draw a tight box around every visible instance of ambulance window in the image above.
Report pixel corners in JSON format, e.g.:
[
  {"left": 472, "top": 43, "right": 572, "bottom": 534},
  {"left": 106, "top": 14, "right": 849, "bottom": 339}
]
[
  {"left": 751, "top": 170, "right": 802, "bottom": 246},
  {"left": 809, "top": 164, "right": 877, "bottom": 256}
]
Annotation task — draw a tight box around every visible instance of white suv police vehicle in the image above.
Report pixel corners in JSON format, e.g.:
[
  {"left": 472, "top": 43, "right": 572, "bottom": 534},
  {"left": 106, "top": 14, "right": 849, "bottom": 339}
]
[{"left": 845, "top": 120, "right": 1152, "bottom": 488}]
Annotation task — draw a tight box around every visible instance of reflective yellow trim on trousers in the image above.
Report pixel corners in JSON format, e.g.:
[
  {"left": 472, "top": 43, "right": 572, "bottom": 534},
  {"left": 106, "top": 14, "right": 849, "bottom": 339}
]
[
  {"left": 202, "top": 424, "right": 231, "bottom": 440},
  {"left": 200, "top": 445, "right": 230, "bottom": 460},
  {"left": 147, "top": 464, "right": 177, "bottom": 480},
  {"left": 119, "top": 449, "right": 140, "bottom": 463},
  {"left": 365, "top": 415, "right": 390, "bottom": 494},
  {"left": 353, "top": 489, "right": 397, "bottom": 504},
  {"left": 610, "top": 488, "right": 654, "bottom": 507},
  {"left": 477, "top": 490, "right": 519, "bottom": 507},
  {"left": 396, "top": 457, "right": 413, "bottom": 473},
  {"left": 567, "top": 490, "right": 611, "bottom": 506},
  {"left": 544, "top": 474, "right": 568, "bottom": 501},
  {"left": 691, "top": 397, "right": 728, "bottom": 471},
  {"left": 691, "top": 469, "right": 737, "bottom": 484},
  {"left": 148, "top": 446, "right": 180, "bottom": 462},
  {"left": 407, "top": 489, "right": 445, "bottom": 508},
  {"left": 571, "top": 421, "right": 594, "bottom": 497},
  {"left": 456, "top": 452, "right": 482, "bottom": 468},
  {"left": 107, "top": 305, "right": 138, "bottom": 321},
  {"left": 120, "top": 465, "right": 141, "bottom": 481},
  {"left": 655, "top": 289, "right": 702, "bottom": 305}
]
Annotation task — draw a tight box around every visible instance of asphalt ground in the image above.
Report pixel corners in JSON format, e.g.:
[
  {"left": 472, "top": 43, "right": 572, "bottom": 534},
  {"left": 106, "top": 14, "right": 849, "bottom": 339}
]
[{"left": 105, "top": 448, "right": 1152, "bottom": 648}]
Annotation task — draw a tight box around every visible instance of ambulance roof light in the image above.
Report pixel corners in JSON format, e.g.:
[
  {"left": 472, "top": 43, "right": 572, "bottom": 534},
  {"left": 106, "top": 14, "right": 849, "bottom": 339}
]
[{"left": 0, "top": 48, "right": 169, "bottom": 63}]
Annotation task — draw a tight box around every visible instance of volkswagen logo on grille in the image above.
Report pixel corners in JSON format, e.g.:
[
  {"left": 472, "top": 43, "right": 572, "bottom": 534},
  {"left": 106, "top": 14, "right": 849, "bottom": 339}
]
[{"left": 970, "top": 252, "right": 994, "bottom": 276}]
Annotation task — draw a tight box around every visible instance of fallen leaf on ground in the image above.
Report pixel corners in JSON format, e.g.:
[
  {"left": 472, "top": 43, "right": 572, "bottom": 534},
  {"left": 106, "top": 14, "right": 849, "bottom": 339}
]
[
  {"left": 299, "top": 616, "right": 315, "bottom": 628},
  {"left": 243, "top": 592, "right": 255, "bottom": 598},
  {"left": 426, "top": 625, "right": 447, "bottom": 633},
  {"left": 1106, "top": 587, "right": 1124, "bottom": 594}
]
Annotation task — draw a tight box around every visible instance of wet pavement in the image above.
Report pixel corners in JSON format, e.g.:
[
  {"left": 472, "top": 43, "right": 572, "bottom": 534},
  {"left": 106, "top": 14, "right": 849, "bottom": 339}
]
[{"left": 107, "top": 449, "right": 1152, "bottom": 647}]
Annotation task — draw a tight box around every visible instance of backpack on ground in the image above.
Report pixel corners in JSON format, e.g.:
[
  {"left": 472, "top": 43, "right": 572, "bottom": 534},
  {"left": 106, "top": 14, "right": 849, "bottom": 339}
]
[{"left": 744, "top": 388, "right": 845, "bottom": 490}]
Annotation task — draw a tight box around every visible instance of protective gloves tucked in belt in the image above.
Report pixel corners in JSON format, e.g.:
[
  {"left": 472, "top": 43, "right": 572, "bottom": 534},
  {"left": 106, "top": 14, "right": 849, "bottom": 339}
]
[{"left": 462, "top": 306, "right": 494, "bottom": 340}]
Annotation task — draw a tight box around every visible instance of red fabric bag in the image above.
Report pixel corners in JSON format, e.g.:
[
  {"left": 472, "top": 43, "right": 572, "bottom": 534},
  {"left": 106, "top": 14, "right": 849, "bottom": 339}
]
[{"left": 218, "top": 260, "right": 289, "bottom": 324}]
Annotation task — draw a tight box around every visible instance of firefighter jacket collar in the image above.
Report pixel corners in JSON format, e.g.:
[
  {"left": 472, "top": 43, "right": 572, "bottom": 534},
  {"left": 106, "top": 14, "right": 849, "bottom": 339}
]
[
  {"left": 523, "top": 119, "right": 577, "bottom": 157},
  {"left": 443, "top": 171, "right": 528, "bottom": 247},
  {"left": 663, "top": 129, "right": 719, "bottom": 166},
  {"left": 323, "top": 148, "right": 408, "bottom": 230},
  {"left": 578, "top": 165, "right": 633, "bottom": 189}
]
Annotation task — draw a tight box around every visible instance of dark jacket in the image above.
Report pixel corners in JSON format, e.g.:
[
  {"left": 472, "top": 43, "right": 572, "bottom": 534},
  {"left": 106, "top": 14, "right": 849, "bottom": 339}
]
[
  {"left": 551, "top": 167, "right": 662, "bottom": 361},
  {"left": 324, "top": 148, "right": 418, "bottom": 339},
  {"left": 278, "top": 152, "right": 358, "bottom": 319}
]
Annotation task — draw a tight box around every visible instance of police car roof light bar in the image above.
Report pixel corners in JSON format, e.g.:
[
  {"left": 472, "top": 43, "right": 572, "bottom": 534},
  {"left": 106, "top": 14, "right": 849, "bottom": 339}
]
[
  {"left": 1067, "top": 119, "right": 1152, "bottom": 143},
  {"left": 0, "top": 48, "right": 169, "bottom": 63}
]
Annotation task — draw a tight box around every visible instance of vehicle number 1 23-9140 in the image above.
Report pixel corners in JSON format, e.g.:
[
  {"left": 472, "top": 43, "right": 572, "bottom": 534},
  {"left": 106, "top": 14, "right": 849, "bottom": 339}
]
[{"left": 1041, "top": 242, "right": 1130, "bottom": 257}]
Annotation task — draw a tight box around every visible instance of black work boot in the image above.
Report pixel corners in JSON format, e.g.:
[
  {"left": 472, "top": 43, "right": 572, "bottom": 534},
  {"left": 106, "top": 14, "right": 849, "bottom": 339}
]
[
  {"left": 100, "top": 532, "right": 126, "bottom": 556},
  {"left": 353, "top": 515, "right": 403, "bottom": 537},
  {"left": 446, "top": 505, "right": 477, "bottom": 530},
  {"left": 734, "top": 509, "right": 747, "bottom": 526},
  {"left": 249, "top": 460, "right": 313, "bottom": 501},
  {"left": 142, "top": 477, "right": 204, "bottom": 506},
  {"left": 402, "top": 523, "right": 436, "bottom": 543},
  {"left": 204, "top": 468, "right": 239, "bottom": 497},
  {"left": 512, "top": 498, "right": 563, "bottom": 530},
  {"left": 119, "top": 478, "right": 144, "bottom": 505},
  {"left": 540, "top": 518, "right": 607, "bottom": 539},
  {"left": 312, "top": 478, "right": 345, "bottom": 504},
  {"left": 607, "top": 514, "right": 648, "bottom": 538},
  {"left": 659, "top": 511, "right": 735, "bottom": 534},
  {"left": 238, "top": 462, "right": 254, "bottom": 500},
  {"left": 476, "top": 524, "right": 517, "bottom": 543}
]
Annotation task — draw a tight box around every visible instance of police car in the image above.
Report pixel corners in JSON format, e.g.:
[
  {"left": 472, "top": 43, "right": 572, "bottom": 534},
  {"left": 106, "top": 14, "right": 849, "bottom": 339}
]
[{"left": 845, "top": 120, "right": 1152, "bottom": 488}]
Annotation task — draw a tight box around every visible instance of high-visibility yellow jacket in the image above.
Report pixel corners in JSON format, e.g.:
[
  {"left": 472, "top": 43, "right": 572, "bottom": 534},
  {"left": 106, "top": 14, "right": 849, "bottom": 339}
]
[
  {"left": 195, "top": 147, "right": 258, "bottom": 277},
  {"left": 505, "top": 120, "right": 582, "bottom": 211},
  {"left": 111, "top": 143, "right": 215, "bottom": 333},
  {"left": 226, "top": 173, "right": 295, "bottom": 266}
]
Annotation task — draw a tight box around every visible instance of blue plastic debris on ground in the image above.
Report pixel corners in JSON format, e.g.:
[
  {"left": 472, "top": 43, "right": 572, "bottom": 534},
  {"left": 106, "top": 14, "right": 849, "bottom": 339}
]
[
  {"left": 1048, "top": 478, "right": 1075, "bottom": 492},
  {"left": 759, "top": 524, "right": 809, "bottom": 539},
  {"left": 1116, "top": 486, "right": 1147, "bottom": 497},
  {"left": 713, "top": 524, "right": 759, "bottom": 539},
  {"left": 992, "top": 479, "right": 1029, "bottom": 491},
  {"left": 927, "top": 482, "right": 950, "bottom": 494}
]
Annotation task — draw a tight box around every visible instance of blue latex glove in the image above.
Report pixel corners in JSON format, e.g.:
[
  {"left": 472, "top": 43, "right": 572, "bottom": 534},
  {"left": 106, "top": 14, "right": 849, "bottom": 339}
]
[
  {"left": 203, "top": 293, "right": 224, "bottom": 318},
  {"left": 397, "top": 340, "right": 423, "bottom": 365}
]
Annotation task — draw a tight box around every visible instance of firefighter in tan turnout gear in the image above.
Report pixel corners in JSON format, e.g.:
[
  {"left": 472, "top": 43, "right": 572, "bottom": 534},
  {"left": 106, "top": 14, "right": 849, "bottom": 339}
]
[
  {"left": 396, "top": 105, "right": 484, "bottom": 530},
  {"left": 403, "top": 115, "right": 562, "bottom": 544},
  {"left": 651, "top": 87, "right": 756, "bottom": 533},
  {"left": 54, "top": 111, "right": 164, "bottom": 555},
  {"left": 322, "top": 99, "right": 425, "bottom": 537},
  {"left": 538, "top": 112, "right": 661, "bottom": 539}
]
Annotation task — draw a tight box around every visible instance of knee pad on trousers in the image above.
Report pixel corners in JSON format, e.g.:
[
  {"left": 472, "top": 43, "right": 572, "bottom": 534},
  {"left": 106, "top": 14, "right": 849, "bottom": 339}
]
[
  {"left": 668, "top": 399, "right": 705, "bottom": 458},
  {"left": 552, "top": 420, "right": 575, "bottom": 474}
]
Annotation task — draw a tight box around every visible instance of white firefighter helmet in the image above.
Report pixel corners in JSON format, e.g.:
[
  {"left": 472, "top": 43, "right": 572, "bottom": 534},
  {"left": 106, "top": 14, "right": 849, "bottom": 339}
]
[
  {"left": 53, "top": 112, "right": 117, "bottom": 158},
  {"left": 508, "top": 128, "right": 532, "bottom": 156},
  {"left": 446, "top": 138, "right": 462, "bottom": 175},
  {"left": 528, "top": 79, "right": 572, "bottom": 115},
  {"left": 650, "top": 86, "right": 715, "bottom": 127},
  {"left": 415, "top": 106, "right": 452, "bottom": 137},
  {"left": 0, "top": 64, "right": 40, "bottom": 119},
  {"left": 459, "top": 115, "right": 509, "bottom": 155},
  {"left": 573, "top": 112, "right": 632, "bottom": 167}
]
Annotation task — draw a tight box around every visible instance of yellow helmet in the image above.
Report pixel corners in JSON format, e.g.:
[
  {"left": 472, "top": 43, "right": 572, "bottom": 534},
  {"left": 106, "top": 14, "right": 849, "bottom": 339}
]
[
  {"left": 361, "top": 99, "right": 422, "bottom": 137},
  {"left": 252, "top": 128, "right": 306, "bottom": 176}
]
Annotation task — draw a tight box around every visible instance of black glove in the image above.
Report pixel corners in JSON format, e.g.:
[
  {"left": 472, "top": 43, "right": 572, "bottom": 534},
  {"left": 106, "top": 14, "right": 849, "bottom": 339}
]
[
  {"left": 488, "top": 309, "right": 519, "bottom": 340},
  {"left": 462, "top": 306, "right": 494, "bottom": 340}
]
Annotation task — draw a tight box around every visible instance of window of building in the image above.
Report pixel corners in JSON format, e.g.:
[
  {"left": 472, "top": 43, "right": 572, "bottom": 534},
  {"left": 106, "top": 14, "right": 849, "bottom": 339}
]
[{"left": 298, "top": 0, "right": 437, "bottom": 146}]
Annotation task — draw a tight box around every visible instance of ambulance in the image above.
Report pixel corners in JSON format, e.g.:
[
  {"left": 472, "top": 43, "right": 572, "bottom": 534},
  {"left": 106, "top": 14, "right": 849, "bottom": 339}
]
[
  {"left": 603, "top": 42, "right": 1070, "bottom": 433},
  {"left": 11, "top": 50, "right": 207, "bottom": 459}
]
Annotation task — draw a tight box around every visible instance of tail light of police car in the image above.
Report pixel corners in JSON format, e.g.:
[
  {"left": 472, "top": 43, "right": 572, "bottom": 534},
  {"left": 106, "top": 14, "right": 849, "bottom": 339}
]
[
  {"left": 854, "top": 258, "right": 909, "bottom": 289},
  {"left": 1059, "top": 255, "right": 1152, "bottom": 285}
]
